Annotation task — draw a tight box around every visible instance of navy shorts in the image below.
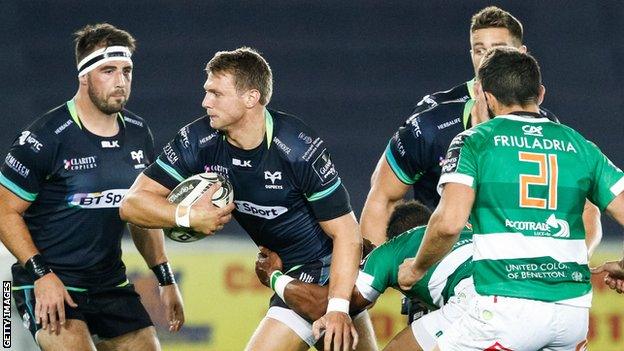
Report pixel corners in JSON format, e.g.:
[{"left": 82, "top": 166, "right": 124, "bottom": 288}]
[{"left": 13, "top": 283, "right": 153, "bottom": 341}]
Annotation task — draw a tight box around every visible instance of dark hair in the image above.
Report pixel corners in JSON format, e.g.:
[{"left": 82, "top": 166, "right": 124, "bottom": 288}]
[
  {"left": 478, "top": 47, "right": 541, "bottom": 107},
  {"left": 386, "top": 200, "right": 432, "bottom": 240},
  {"left": 206, "top": 47, "right": 273, "bottom": 105},
  {"left": 471, "top": 6, "right": 523, "bottom": 45},
  {"left": 74, "top": 23, "right": 136, "bottom": 65}
]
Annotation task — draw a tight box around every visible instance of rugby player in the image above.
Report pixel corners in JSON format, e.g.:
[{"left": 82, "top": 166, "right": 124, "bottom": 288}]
[
  {"left": 254, "top": 200, "right": 475, "bottom": 351},
  {"left": 120, "top": 47, "right": 366, "bottom": 351},
  {"left": 0, "top": 24, "right": 184, "bottom": 351},
  {"left": 359, "top": 6, "right": 601, "bottom": 252},
  {"left": 399, "top": 47, "right": 624, "bottom": 350}
]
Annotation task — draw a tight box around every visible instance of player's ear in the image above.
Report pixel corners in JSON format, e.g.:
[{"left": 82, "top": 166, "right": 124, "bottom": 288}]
[
  {"left": 518, "top": 45, "right": 528, "bottom": 54},
  {"left": 537, "top": 85, "right": 546, "bottom": 105},
  {"left": 78, "top": 74, "right": 88, "bottom": 86},
  {"left": 244, "top": 89, "right": 261, "bottom": 108}
]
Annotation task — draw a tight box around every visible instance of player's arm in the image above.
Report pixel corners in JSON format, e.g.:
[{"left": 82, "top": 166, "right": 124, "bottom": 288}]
[
  {"left": 0, "top": 186, "right": 77, "bottom": 331},
  {"left": 360, "top": 155, "right": 410, "bottom": 246},
  {"left": 128, "top": 224, "right": 185, "bottom": 332},
  {"left": 255, "top": 247, "right": 370, "bottom": 321},
  {"left": 591, "top": 193, "right": 624, "bottom": 287},
  {"left": 120, "top": 173, "right": 233, "bottom": 235},
  {"left": 583, "top": 200, "right": 602, "bottom": 258},
  {"left": 399, "top": 183, "right": 474, "bottom": 290}
]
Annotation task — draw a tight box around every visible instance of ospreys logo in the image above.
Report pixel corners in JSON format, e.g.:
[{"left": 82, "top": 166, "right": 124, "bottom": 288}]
[{"left": 264, "top": 171, "right": 283, "bottom": 189}]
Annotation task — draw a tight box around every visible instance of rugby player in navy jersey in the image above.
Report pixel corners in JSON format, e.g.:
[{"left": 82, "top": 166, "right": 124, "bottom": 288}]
[
  {"left": 360, "top": 5, "right": 602, "bottom": 254},
  {"left": 0, "top": 24, "right": 184, "bottom": 350},
  {"left": 120, "top": 47, "right": 368, "bottom": 351}
]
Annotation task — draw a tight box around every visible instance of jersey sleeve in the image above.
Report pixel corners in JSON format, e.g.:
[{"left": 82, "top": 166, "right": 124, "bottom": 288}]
[
  {"left": 585, "top": 141, "right": 624, "bottom": 210},
  {"left": 437, "top": 129, "right": 479, "bottom": 195},
  {"left": 0, "top": 129, "right": 56, "bottom": 202},
  {"left": 356, "top": 245, "right": 394, "bottom": 303},
  {"left": 295, "top": 143, "right": 352, "bottom": 222},
  {"left": 143, "top": 125, "right": 199, "bottom": 190},
  {"left": 385, "top": 116, "right": 430, "bottom": 185}
]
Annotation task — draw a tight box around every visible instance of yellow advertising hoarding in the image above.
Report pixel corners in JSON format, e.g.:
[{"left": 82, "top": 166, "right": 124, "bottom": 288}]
[{"left": 122, "top": 245, "right": 624, "bottom": 350}]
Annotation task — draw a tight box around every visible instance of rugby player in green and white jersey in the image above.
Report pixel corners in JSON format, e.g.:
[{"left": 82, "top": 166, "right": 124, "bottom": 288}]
[
  {"left": 399, "top": 47, "right": 624, "bottom": 351},
  {"left": 255, "top": 201, "right": 476, "bottom": 351}
]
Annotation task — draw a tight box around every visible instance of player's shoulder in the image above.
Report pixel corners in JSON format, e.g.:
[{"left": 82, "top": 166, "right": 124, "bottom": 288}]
[
  {"left": 399, "top": 81, "right": 470, "bottom": 137},
  {"left": 121, "top": 109, "right": 150, "bottom": 131},
  {"left": 176, "top": 115, "right": 222, "bottom": 149},
  {"left": 412, "top": 81, "right": 471, "bottom": 114},
  {"left": 269, "top": 108, "right": 324, "bottom": 162},
  {"left": 17, "top": 103, "right": 73, "bottom": 144}
]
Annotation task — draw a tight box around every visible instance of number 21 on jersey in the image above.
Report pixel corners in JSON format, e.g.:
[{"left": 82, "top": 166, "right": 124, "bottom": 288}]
[{"left": 518, "top": 151, "right": 558, "bottom": 210}]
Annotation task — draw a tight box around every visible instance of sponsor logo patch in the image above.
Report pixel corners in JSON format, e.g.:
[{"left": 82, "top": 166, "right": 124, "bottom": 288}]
[
  {"left": 101, "top": 140, "right": 119, "bottom": 148},
  {"left": 234, "top": 200, "right": 288, "bottom": 219},
  {"left": 54, "top": 119, "right": 73, "bottom": 134},
  {"left": 163, "top": 144, "right": 178, "bottom": 164},
  {"left": 504, "top": 213, "right": 570, "bottom": 238},
  {"left": 4, "top": 153, "right": 30, "bottom": 178},
  {"left": 67, "top": 189, "right": 127, "bottom": 208},
  {"left": 312, "top": 150, "right": 338, "bottom": 185},
  {"left": 232, "top": 158, "right": 252, "bottom": 168},
  {"left": 17, "top": 131, "right": 43, "bottom": 152},
  {"left": 64, "top": 156, "right": 98, "bottom": 171}
]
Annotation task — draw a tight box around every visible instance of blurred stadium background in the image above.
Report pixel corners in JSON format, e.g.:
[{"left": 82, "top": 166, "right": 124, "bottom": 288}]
[{"left": 1, "top": 1, "right": 623, "bottom": 350}]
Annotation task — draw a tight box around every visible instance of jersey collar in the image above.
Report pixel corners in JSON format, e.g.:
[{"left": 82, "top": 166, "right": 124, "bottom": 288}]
[
  {"left": 66, "top": 99, "right": 125, "bottom": 130},
  {"left": 462, "top": 79, "right": 476, "bottom": 129},
  {"left": 265, "top": 108, "right": 274, "bottom": 149}
]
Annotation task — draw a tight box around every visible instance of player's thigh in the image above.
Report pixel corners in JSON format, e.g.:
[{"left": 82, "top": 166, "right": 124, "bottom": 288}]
[
  {"left": 95, "top": 326, "right": 160, "bottom": 351},
  {"left": 542, "top": 304, "right": 589, "bottom": 351},
  {"left": 37, "top": 319, "right": 97, "bottom": 351},
  {"left": 246, "top": 315, "right": 309, "bottom": 351},
  {"left": 383, "top": 326, "right": 422, "bottom": 351},
  {"left": 352, "top": 310, "right": 379, "bottom": 351}
]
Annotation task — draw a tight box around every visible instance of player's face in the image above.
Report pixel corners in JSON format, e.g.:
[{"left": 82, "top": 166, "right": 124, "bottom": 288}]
[
  {"left": 86, "top": 61, "right": 132, "bottom": 115},
  {"left": 470, "top": 27, "right": 526, "bottom": 76},
  {"left": 202, "top": 72, "right": 247, "bottom": 131}
]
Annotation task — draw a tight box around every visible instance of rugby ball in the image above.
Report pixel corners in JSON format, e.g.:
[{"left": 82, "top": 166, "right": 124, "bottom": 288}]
[{"left": 164, "top": 172, "right": 234, "bottom": 242}]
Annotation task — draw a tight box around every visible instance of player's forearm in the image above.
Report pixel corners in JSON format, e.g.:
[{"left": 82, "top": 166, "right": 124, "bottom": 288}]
[
  {"left": 414, "top": 210, "right": 461, "bottom": 272},
  {"left": 283, "top": 281, "right": 329, "bottom": 321},
  {"left": 0, "top": 209, "right": 39, "bottom": 264},
  {"left": 360, "top": 195, "right": 397, "bottom": 246},
  {"left": 129, "top": 224, "right": 168, "bottom": 267},
  {"left": 120, "top": 189, "right": 177, "bottom": 228},
  {"left": 327, "top": 216, "right": 362, "bottom": 302},
  {"left": 583, "top": 200, "right": 602, "bottom": 258}
]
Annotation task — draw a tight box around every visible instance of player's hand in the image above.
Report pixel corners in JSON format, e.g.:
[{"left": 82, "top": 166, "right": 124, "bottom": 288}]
[
  {"left": 159, "top": 283, "right": 185, "bottom": 332},
  {"left": 398, "top": 258, "right": 425, "bottom": 291},
  {"left": 313, "top": 311, "right": 358, "bottom": 351},
  {"left": 33, "top": 272, "right": 77, "bottom": 333},
  {"left": 591, "top": 259, "right": 624, "bottom": 293},
  {"left": 190, "top": 182, "right": 235, "bottom": 235},
  {"left": 255, "top": 246, "right": 283, "bottom": 287}
]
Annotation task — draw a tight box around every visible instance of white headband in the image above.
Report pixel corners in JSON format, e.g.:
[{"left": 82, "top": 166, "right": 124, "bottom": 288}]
[{"left": 77, "top": 46, "right": 133, "bottom": 77}]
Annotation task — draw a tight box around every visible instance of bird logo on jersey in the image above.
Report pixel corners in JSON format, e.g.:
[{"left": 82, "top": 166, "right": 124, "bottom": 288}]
[
  {"left": 264, "top": 171, "right": 283, "bottom": 189},
  {"left": 131, "top": 150, "right": 145, "bottom": 169}
]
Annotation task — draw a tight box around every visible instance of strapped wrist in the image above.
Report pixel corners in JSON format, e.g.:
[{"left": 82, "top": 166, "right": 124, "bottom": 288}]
[
  {"left": 326, "top": 297, "right": 350, "bottom": 314},
  {"left": 24, "top": 254, "right": 52, "bottom": 281},
  {"left": 270, "top": 271, "right": 294, "bottom": 301},
  {"left": 151, "top": 262, "right": 176, "bottom": 286},
  {"left": 175, "top": 204, "right": 191, "bottom": 228}
]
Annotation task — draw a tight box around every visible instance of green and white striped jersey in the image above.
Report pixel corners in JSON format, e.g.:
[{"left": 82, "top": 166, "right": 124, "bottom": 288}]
[
  {"left": 438, "top": 113, "right": 624, "bottom": 307},
  {"left": 355, "top": 225, "right": 473, "bottom": 309}
]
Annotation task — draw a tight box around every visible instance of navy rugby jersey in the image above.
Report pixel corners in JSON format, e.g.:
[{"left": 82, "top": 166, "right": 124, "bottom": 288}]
[
  {"left": 386, "top": 79, "right": 559, "bottom": 209},
  {"left": 1, "top": 100, "right": 154, "bottom": 288},
  {"left": 144, "top": 109, "right": 352, "bottom": 269}
]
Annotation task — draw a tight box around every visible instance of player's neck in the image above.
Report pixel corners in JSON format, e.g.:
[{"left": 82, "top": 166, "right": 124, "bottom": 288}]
[
  {"left": 495, "top": 103, "right": 540, "bottom": 117},
  {"left": 73, "top": 93, "right": 120, "bottom": 137},
  {"left": 225, "top": 107, "right": 265, "bottom": 150}
]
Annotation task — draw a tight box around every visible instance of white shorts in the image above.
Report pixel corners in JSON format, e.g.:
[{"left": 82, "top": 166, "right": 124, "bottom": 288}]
[
  {"left": 437, "top": 294, "right": 589, "bottom": 351},
  {"left": 411, "top": 277, "right": 476, "bottom": 351},
  {"left": 266, "top": 307, "right": 369, "bottom": 347}
]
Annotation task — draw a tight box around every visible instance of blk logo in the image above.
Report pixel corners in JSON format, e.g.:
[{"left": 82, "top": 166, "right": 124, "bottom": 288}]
[
  {"left": 101, "top": 140, "right": 120, "bottom": 148},
  {"left": 232, "top": 158, "right": 252, "bottom": 167}
]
